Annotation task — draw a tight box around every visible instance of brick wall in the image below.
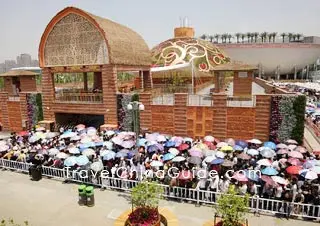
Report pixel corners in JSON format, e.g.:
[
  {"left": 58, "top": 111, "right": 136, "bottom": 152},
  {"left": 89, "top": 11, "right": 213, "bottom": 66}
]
[
  {"left": 4, "top": 77, "right": 13, "bottom": 95},
  {"left": 212, "top": 95, "right": 227, "bottom": 139},
  {"left": 20, "top": 76, "right": 37, "bottom": 92},
  {"left": 254, "top": 95, "right": 271, "bottom": 141},
  {"left": 151, "top": 105, "right": 174, "bottom": 135},
  {"left": 174, "top": 94, "right": 187, "bottom": 137},
  {"left": 227, "top": 107, "right": 255, "bottom": 140},
  {"left": 187, "top": 107, "right": 213, "bottom": 138},
  {"left": 233, "top": 71, "right": 253, "bottom": 96},
  {"left": 19, "top": 93, "right": 28, "bottom": 129},
  {"left": 0, "top": 92, "right": 9, "bottom": 130},
  {"left": 7, "top": 101, "right": 22, "bottom": 132}
]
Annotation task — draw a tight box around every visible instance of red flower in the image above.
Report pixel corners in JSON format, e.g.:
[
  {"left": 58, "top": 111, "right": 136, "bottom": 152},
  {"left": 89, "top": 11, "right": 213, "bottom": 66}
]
[{"left": 199, "top": 63, "right": 207, "bottom": 70}]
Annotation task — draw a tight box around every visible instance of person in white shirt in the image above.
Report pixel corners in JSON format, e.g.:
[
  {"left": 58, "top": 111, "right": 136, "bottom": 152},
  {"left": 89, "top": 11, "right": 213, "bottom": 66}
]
[
  {"left": 250, "top": 183, "right": 258, "bottom": 196},
  {"left": 275, "top": 184, "right": 283, "bottom": 199},
  {"left": 239, "top": 183, "right": 248, "bottom": 195}
]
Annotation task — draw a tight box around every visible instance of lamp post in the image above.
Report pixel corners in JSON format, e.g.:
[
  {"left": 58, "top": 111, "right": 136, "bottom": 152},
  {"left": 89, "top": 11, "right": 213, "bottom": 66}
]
[{"left": 127, "top": 101, "right": 144, "bottom": 144}]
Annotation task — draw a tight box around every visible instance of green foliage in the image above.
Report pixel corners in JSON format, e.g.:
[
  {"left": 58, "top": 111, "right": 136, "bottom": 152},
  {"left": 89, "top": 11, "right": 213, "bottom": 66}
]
[
  {"left": 215, "top": 185, "right": 249, "bottom": 226},
  {"left": 0, "top": 77, "right": 4, "bottom": 89},
  {"left": 131, "top": 182, "right": 163, "bottom": 208},
  {"left": 0, "top": 218, "right": 29, "bottom": 226},
  {"left": 278, "top": 96, "right": 297, "bottom": 142},
  {"left": 36, "top": 93, "right": 43, "bottom": 122},
  {"left": 131, "top": 93, "right": 139, "bottom": 102},
  {"left": 291, "top": 95, "right": 306, "bottom": 144}
]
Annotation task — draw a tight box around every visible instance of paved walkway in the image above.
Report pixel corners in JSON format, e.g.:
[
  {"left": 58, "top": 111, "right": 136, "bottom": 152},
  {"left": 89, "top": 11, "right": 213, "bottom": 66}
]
[
  {"left": 304, "top": 125, "right": 320, "bottom": 151},
  {"left": 0, "top": 171, "right": 318, "bottom": 226}
]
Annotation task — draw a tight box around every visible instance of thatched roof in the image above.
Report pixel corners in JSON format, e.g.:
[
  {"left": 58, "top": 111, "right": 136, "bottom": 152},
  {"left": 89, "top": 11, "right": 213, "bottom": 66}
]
[
  {"left": 211, "top": 61, "right": 258, "bottom": 71},
  {"left": 39, "top": 7, "right": 150, "bottom": 67},
  {"left": 0, "top": 70, "right": 38, "bottom": 77}
]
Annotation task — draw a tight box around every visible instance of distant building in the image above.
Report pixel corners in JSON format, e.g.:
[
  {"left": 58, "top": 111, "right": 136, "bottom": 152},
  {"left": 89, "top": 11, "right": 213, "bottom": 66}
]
[
  {"left": 31, "top": 59, "right": 39, "bottom": 67},
  {"left": 4, "top": 60, "right": 17, "bottom": 72},
  {"left": 16, "top": 53, "right": 32, "bottom": 67},
  {"left": 0, "top": 63, "right": 4, "bottom": 73}
]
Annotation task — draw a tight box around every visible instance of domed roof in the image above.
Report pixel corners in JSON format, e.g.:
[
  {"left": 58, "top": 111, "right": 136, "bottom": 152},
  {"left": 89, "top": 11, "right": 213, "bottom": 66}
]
[{"left": 151, "top": 38, "right": 231, "bottom": 72}]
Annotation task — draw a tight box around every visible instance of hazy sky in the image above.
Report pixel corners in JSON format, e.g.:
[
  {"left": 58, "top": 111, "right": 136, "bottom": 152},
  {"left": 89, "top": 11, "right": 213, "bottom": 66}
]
[{"left": 0, "top": 0, "right": 320, "bottom": 62}]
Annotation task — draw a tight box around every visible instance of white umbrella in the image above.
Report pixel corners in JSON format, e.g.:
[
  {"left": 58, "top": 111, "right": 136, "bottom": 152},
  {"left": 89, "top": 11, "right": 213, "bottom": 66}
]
[
  {"left": 299, "top": 169, "right": 318, "bottom": 180},
  {"left": 103, "top": 141, "right": 113, "bottom": 150},
  {"left": 172, "top": 156, "right": 186, "bottom": 162},
  {"left": 287, "top": 144, "right": 297, "bottom": 151},
  {"left": 288, "top": 151, "right": 304, "bottom": 159},
  {"left": 150, "top": 160, "right": 163, "bottom": 167},
  {"left": 247, "top": 149, "right": 259, "bottom": 156},
  {"left": 28, "top": 136, "right": 40, "bottom": 143},
  {"left": 90, "top": 161, "right": 104, "bottom": 172},
  {"left": 257, "top": 159, "right": 272, "bottom": 166},
  {"left": 60, "top": 131, "right": 77, "bottom": 139},
  {"left": 156, "top": 135, "right": 167, "bottom": 142},
  {"left": 45, "top": 132, "right": 59, "bottom": 139},
  {"left": 286, "top": 139, "right": 298, "bottom": 145},
  {"left": 215, "top": 151, "right": 225, "bottom": 159},
  {"left": 276, "top": 143, "right": 288, "bottom": 149},
  {"left": 56, "top": 152, "right": 69, "bottom": 159},
  {"left": 105, "top": 130, "right": 115, "bottom": 137},
  {"left": 36, "top": 127, "right": 45, "bottom": 131},
  {"left": 204, "top": 136, "right": 215, "bottom": 142},
  {"left": 48, "top": 148, "right": 59, "bottom": 156},
  {"left": 100, "top": 149, "right": 113, "bottom": 157},
  {"left": 183, "top": 137, "right": 193, "bottom": 144},
  {"left": 168, "top": 148, "right": 179, "bottom": 156},
  {"left": 0, "top": 141, "right": 6, "bottom": 146},
  {"left": 68, "top": 147, "right": 80, "bottom": 154},
  {"left": 0, "top": 145, "right": 9, "bottom": 152},
  {"left": 247, "top": 139, "right": 262, "bottom": 145},
  {"left": 70, "top": 135, "right": 81, "bottom": 141},
  {"left": 204, "top": 150, "right": 215, "bottom": 157},
  {"left": 80, "top": 137, "right": 92, "bottom": 144},
  {"left": 82, "top": 148, "right": 96, "bottom": 157},
  {"left": 216, "top": 142, "right": 228, "bottom": 148},
  {"left": 204, "top": 155, "right": 216, "bottom": 163},
  {"left": 271, "top": 176, "right": 289, "bottom": 185}
]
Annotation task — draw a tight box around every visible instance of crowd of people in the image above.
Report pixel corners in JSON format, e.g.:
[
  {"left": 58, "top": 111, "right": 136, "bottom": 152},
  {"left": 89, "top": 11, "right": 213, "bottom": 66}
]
[{"left": 0, "top": 126, "right": 320, "bottom": 214}]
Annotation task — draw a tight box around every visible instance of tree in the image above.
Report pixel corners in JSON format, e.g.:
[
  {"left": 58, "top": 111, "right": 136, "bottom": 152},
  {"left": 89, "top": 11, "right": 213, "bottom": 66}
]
[
  {"left": 253, "top": 32, "right": 259, "bottom": 43},
  {"left": 246, "top": 32, "right": 251, "bottom": 43},
  {"left": 200, "top": 34, "right": 207, "bottom": 40},
  {"left": 292, "top": 34, "right": 297, "bottom": 42},
  {"left": 227, "top": 34, "right": 233, "bottom": 43},
  {"left": 235, "top": 33, "right": 241, "bottom": 43},
  {"left": 214, "top": 34, "right": 220, "bottom": 43},
  {"left": 280, "top": 33, "right": 287, "bottom": 43},
  {"left": 209, "top": 35, "right": 214, "bottom": 42},
  {"left": 288, "top": 33, "right": 293, "bottom": 42},
  {"left": 296, "top": 33, "right": 303, "bottom": 42},
  {"left": 215, "top": 186, "right": 249, "bottom": 226},
  {"left": 222, "top": 33, "right": 228, "bottom": 43},
  {"left": 241, "top": 33, "right": 245, "bottom": 43},
  {"left": 268, "top": 33, "right": 273, "bottom": 42},
  {"left": 260, "top": 32, "right": 267, "bottom": 43},
  {"left": 272, "top": 32, "right": 277, "bottom": 43}
]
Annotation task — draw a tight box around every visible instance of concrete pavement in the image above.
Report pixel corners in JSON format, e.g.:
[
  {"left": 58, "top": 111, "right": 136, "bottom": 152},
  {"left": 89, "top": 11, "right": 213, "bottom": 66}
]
[{"left": 0, "top": 170, "right": 318, "bottom": 226}]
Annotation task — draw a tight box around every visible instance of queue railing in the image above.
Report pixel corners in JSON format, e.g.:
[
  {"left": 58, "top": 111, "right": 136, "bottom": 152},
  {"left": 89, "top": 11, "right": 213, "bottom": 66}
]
[{"left": 0, "top": 159, "right": 319, "bottom": 220}]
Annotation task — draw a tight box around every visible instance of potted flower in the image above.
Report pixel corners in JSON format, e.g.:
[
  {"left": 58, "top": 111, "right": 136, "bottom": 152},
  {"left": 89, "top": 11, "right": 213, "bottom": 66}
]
[
  {"left": 127, "top": 181, "right": 163, "bottom": 226},
  {"left": 214, "top": 185, "right": 249, "bottom": 226}
]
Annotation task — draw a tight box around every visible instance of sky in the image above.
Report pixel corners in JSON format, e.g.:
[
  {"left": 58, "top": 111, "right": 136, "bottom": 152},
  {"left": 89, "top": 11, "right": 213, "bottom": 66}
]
[{"left": 0, "top": 0, "right": 320, "bottom": 62}]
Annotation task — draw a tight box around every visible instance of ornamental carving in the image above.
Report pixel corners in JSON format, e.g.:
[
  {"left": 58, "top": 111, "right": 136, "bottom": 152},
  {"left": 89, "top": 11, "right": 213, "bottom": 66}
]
[
  {"left": 44, "top": 13, "right": 109, "bottom": 66},
  {"left": 151, "top": 38, "right": 230, "bottom": 72}
]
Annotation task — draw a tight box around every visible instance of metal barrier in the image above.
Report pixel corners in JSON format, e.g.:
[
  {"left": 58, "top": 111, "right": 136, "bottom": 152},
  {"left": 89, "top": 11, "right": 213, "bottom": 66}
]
[
  {"left": 226, "top": 96, "right": 256, "bottom": 107},
  {"left": 0, "top": 159, "right": 319, "bottom": 220},
  {"left": 188, "top": 94, "right": 213, "bottom": 106},
  {"left": 152, "top": 94, "right": 175, "bottom": 105}
]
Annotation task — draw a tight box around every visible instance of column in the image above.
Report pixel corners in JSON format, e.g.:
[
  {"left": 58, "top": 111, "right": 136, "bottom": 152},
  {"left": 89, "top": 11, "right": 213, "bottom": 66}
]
[
  {"left": 174, "top": 93, "right": 187, "bottom": 137},
  {"left": 212, "top": 94, "right": 227, "bottom": 140},
  {"left": 0, "top": 92, "right": 9, "bottom": 131},
  {"left": 41, "top": 68, "right": 55, "bottom": 121},
  {"left": 143, "top": 70, "right": 152, "bottom": 91},
  {"left": 139, "top": 93, "right": 152, "bottom": 132},
  {"left": 19, "top": 93, "right": 28, "bottom": 129},
  {"left": 254, "top": 95, "right": 271, "bottom": 141},
  {"left": 83, "top": 72, "right": 88, "bottom": 91},
  {"left": 102, "top": 65, "right": 118, "bottom": 125}
]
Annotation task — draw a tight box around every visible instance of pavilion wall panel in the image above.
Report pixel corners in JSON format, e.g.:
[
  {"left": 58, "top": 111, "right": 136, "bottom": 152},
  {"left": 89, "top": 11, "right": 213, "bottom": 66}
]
[
  {"left": 151, "top": 106, "right": 174, "bottom": 135},
  {"left": 20, "top": 77, "right": 37, "bottom": 92},
  {"left": 139, "top": 93, "right": 152, "bottom": 131},
  {"left": 187, "top": 107, "right": 213, "bottom": 138},
  {"left": 212, "top": 95, "right": 227, "bottom": 140},
  {"left": 233, "top": 71, "right": 253, "bottom": 96},
  {"left": 51, "top": 103, "right": 106, "bottom": 115},
  {"left": 7, "top": 101, "right": 22, "bottom": 132},
  {"left": 226, "top": 107, "right": 255, "bottom": 140},
  {"left": 41, "top": 68, "right": 55, "bottom": 121},
  {"left": 174, "top": 93, "right": 187, "bottom": 137},
  {"left": 0, "top": 92, "right": 9, "bottom": 130},
  {"left": 254, "top": 95, "right": 271, "bottom": 141}
]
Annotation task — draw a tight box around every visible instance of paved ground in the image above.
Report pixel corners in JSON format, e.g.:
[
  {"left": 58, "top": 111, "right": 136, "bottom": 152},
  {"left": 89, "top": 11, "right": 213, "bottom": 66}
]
[
  {"left": 0, "top": 171, "right": 318, "bottom": 226},
  {"left": 304, "top": 125, "right": 320, "bottom": 151}
]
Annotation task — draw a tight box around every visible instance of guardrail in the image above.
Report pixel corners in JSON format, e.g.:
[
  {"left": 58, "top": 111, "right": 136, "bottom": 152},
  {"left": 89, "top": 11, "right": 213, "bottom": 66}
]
[
  {"left": 227, "top": 96, "right": 256, "bottom": 107},
  {"left": 0, "top": 159, "right": 319, "bottom": 220},
  {"left": 188, "top": 94, "right": 213, "bottom": 106},
  {"left": 152, "top": 94, "right": 175, "bottom": 105},
  {"left": 55, "top": 92, "right": 103, "bottom": 103}
]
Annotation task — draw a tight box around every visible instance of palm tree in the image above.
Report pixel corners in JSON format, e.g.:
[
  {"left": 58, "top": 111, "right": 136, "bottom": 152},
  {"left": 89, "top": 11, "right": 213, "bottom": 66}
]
[
  {"left": 241, "top": 33, "right": 245, "bottom": 43},
  {"left": 209, "top": 35, "right": 214, "bottom": 42},
  {"left": 288, "top": 33, "right": 293, "bottom": 42},
  {"left": 200, "top": 34, "right": 207, "bottom": 40},
  {"left": 235, "top": 33, "right": 241, "bottom": 43},
  {"left": 214, "top": 34, "right": 220, "bottom": 43},
  {"left": 222, "top": 33, "right": 229, "bottom": 43},
  {"left": 246, "top": 32, "right": 251, "bottom": 43},
  {"left": 292, "top": 34, "right": 297, "bottom": 42},
  {"left": 268, "top": 33, "right": 273, "bottom": 42},
  {"left": 296, "top": 33, "right": 303, "bottom": 42},
  {"left": 271, "top": 32, "right": 277, "bottom": 43},
  {"left": 260, "top": 32, "right": 267, "bottom": 43},
  {"left": 280, "top": 33, "right": 286, "bottom": 43},
  {"left": 253, "top": 32, "right": 259, "bottom": 43},
  {"left": 227, "top": 34, "right": 233, "bottom": 43}
]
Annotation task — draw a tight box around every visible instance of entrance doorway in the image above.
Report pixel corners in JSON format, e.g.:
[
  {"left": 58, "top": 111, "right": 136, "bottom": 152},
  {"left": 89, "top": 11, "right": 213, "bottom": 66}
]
[{"left": 55, "top": 113, "right": 104, "bottom": 129}]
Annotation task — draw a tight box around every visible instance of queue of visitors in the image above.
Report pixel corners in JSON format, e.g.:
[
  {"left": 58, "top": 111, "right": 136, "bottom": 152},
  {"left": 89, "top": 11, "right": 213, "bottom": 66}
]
[{"left": 0, "top": 126, "right": 320, "bottom": 211}]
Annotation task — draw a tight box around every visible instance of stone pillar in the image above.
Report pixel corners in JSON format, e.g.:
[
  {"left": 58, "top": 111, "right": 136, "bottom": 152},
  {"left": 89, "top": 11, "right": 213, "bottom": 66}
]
[
  {"left": 254, "top": 95, "right": 271, "bottom": 141},
  {"left": 0, "top": 92, "right": 9, "bottom": 131},
  {"left": 174, "top": 93, "right": 187, "bottom": 137},
  {"left": 83, "top": 72, "right": 88, "bottom": 91},
  {"left": 294, "top": 66, "right": 297, "bottom": 80},
  {"left": 212, "top": 94, "right": 227, "bottom": 140},
  {"left": 214, "top": 72, "right": 221, "bottom": 93},
  {"left": 19, "top": 93, "right": 28, "bottom": 130},
  {"left": 102, "top": 65, "right": 118, "bottom": 125},
  {"left": 233, "top": 71, "right": 253, "bottom": 96},
  {"left": 143, "top": 70, "right": 152, "bottom": 91},
  {"left": 41, "top": 68, "right": 55, "bottom": 121},
  {"left": 139, "top": 93, "right": 152, "bottom": 132}
]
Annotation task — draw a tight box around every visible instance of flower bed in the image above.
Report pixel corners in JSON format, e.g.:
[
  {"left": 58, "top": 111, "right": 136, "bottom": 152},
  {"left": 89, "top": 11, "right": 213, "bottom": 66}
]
[{"left": 127, "top": 207, "right": 160, "bottom": 226}]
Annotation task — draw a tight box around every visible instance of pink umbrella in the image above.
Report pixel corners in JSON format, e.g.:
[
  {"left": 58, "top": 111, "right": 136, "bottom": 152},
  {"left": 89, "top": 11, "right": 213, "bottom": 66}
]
[
  {"left": 288, "top": 158, "right": 302, "bottom": 166},
  {"left": 288, "top": 151, "right": 304, "bottom": 159},
  {"left": 277, "top": 149, "right": 289, "bottom": 155},
  {"left": 295, "top": 146, "right": 307, "bottom": 154},
  {"left": 189, "top": 150, "right": 203, "bottom": 157},
  {"left": 121, "top": 140, "right": 135, "bottom": 149},
  {"left": 232, "top": 171, "right": 248, "bottom": 182},
  {"left": 226, "top": 138, "right": 235, "bottom": 147}
]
